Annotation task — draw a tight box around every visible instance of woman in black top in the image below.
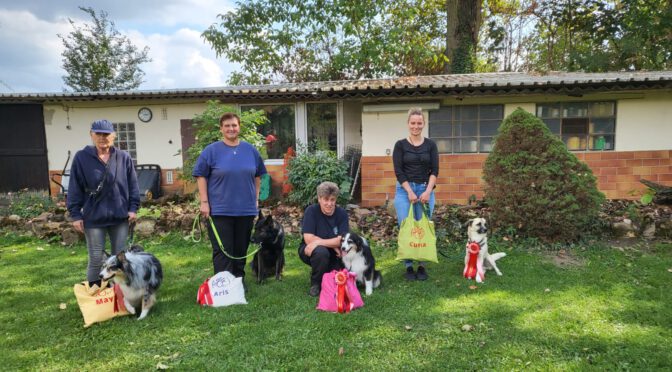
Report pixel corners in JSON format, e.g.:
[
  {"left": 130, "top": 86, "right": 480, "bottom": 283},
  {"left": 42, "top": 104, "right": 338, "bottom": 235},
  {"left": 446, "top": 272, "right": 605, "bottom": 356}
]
[{"left": 393, "top": 107, "right": 439, "bottom": 281}]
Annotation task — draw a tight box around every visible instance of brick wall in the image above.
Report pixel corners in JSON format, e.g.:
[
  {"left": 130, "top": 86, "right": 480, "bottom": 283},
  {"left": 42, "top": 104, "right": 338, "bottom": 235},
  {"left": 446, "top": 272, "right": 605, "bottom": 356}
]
[{"left": 360, "top": 150, "right": 672, "bottom": 207}]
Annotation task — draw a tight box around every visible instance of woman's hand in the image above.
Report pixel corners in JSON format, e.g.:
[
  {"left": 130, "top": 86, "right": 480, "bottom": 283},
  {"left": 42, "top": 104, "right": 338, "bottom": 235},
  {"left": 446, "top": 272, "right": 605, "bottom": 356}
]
[
  {"left": 304, "top": 241, "right": 319, "bottom": 257},
  {"left": 419, "top": 190, "right": 431, "bottom": 204},
  {"left": 72, "top": 220, "right": 84, "bottom": 233},
  {"left": 200, "top": 202, "right": 210, "bottom": 219},
  {"left": 407, "top": 190, "right": 418, "bottom": 204},
  {"left": 128, "top": 212, "right": 137, "bottom": 222}
]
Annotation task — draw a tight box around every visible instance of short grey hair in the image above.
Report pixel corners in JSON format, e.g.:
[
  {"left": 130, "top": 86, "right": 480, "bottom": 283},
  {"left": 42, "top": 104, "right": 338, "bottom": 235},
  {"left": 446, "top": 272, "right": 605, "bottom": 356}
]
[
  {"left": 316, "top": 181, "right": 340, "bottom": 199},
  {"left": 407, "top": 107, "right": 424, "bottom": 122}
]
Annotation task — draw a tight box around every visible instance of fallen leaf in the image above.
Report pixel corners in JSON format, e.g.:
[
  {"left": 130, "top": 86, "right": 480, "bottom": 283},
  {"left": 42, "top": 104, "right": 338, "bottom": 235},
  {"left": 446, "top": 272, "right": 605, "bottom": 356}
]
[
  {"left": 59, "top": 303, "right": 67, "bottom": 310},
  {"left": 503, "top": 236, "right": 509, "bottom": 241},
  {"left": 156, "top": 362, "right": 169, "bottom": 370},
  {"left": 404, "top": 325, "right": 412, "bottom": 331},
  {"left": 544, "top": 288, "right": 551, "bottom": 293},
  {"left": 469, "top": 285, "right": 478, "bottom": 290},
  {"left": 668, "top": 268, "right": 672, "bottom": 273},
  {"left": 71, "top": 251, "right": 76, "bottom": 255},
  {"left": 461, "top": 324, "right": 473, "bottom": 332},
  {"left": 338, "top": 347, "right": 344, "bottom": 356},
  {"left": 36, "top": 247, "right": 44, "bottom": 251}
]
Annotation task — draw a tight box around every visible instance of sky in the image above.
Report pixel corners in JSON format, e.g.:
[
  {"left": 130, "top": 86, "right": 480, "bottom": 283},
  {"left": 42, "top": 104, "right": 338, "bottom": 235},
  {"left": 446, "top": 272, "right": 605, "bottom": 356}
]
[{"left": 0, "top": 0, "right": 239, "bottom": 93}]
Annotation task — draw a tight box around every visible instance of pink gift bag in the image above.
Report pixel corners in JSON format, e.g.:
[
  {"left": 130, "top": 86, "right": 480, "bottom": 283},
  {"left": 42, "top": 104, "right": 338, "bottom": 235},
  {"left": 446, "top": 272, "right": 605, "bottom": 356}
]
[{"left": 316, "top": 269, "right": 364, "bottom": 313}]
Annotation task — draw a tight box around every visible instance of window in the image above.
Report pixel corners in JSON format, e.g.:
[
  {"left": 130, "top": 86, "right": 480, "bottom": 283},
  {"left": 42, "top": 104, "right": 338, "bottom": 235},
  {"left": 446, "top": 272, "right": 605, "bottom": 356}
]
[
  {"left": 428, "top": 105, "right": 504, "bottom": 153},
  {"left": 536, "top": 102, "right": 615, "bottom": 151},
  {"left": 307, "top": 102, "right": 337, "bottom": 152},
  {"left": 242, "top": 104, "right": 296, "bottom": 159},
  {"left": 113, "top": 122, "right": 137, "bottom": 162}
]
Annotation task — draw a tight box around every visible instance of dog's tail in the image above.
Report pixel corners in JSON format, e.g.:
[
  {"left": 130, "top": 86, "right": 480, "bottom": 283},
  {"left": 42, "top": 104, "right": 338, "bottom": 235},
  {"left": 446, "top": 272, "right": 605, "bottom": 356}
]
[
  {"left": 490, "top": 252, "right": 506, "bottom": 261},
  {"left": 373, "top": 270, "right": 382, "bottom": 289}
]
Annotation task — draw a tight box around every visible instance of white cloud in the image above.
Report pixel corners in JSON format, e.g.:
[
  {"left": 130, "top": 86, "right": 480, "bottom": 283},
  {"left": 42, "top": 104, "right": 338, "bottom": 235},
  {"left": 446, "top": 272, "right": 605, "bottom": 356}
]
[{"left": 0, "top": 1, "right": 236, "bottom": 93}]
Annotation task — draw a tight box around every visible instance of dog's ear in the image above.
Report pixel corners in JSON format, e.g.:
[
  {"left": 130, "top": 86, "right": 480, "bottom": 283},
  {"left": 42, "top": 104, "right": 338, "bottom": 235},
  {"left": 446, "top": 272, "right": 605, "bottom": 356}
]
[
  {"left": 465, "top": 219, "right": 474, "bottom": 228},
  {"left": 258, "top": 210, "right": 264, "bottom": 219},
  {"left": 265, "top": 214, "right": 273, "bottom": 224},
  {"left": 102, "top": 250, "right": 110, "bottom": 260},
  {"left": 116, "top": 251, "right": 127, "bottom": 263}
]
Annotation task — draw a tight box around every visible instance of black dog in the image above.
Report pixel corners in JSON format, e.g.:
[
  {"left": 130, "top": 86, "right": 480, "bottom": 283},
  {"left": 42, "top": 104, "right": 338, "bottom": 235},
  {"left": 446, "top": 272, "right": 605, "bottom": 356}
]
[{"left": 250, "top": 210, "right": 285, "bottom": 283}]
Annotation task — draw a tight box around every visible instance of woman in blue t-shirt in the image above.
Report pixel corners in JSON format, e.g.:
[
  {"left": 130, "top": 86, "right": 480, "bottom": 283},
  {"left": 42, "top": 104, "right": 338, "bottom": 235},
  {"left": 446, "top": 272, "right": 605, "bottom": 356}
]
[
  {"left": 193, "top": 112, "right": 267, "bottom": 280},
  {"left": 298, "top": 182, "right": 349, "bottom": 297}
]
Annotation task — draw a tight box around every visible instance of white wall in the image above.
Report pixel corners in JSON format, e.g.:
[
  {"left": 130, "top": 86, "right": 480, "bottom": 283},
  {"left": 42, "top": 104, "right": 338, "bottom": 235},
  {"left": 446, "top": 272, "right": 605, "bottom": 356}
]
[
  {"left": 362, "top": 111, "right": 429, "bottom": 156},
  {"left": 616, "top": 96, "right": 672, "bottom": 151},
  {"left": 44, "top": 102, "right": 207, "bottom": 170}
]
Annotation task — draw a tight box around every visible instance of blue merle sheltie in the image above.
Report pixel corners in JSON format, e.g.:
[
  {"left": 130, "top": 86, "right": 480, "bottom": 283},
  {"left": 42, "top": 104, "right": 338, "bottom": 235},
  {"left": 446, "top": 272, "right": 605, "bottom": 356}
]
[
  {"left": 340, "top": 232, "right": 382, "bottom": 296},
  {"left": 99, "top": 245, "right": 163, "bottom": 320}
]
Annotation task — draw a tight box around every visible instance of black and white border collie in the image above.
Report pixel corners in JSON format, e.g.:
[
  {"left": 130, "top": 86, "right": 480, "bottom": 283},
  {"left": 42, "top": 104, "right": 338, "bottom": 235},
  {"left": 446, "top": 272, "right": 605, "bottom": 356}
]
[
  {"left": 99, "top": 245, "right": 163, "bottom": 320},
  {"left": 340, "top": 232, "right": 382, "bottom": 296}
]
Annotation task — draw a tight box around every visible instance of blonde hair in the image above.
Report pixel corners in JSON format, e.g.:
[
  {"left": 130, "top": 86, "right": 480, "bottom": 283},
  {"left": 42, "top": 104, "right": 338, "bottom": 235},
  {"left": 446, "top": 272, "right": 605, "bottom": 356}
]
[{"left": 407, "top": 107, "right": 424, "bottom": 122}]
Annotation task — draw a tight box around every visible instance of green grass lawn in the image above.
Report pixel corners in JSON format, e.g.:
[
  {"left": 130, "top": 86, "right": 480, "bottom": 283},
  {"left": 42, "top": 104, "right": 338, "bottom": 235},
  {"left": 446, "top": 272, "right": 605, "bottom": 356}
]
[{"left": 1, "top": 231, "right": 671, "bottom": 371}]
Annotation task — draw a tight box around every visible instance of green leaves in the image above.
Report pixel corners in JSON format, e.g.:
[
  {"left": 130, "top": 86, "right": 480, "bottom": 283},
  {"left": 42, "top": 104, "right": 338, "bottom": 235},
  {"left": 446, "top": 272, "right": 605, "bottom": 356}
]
[
  {"left": 180, "top": 101, "right": 267, "bottom": 180},
  {"left": 286, "top": 146, "right": 352, "bottom": 207},
  {"left": 202, "top": 0, "right": 448, "bottom": 84},
  {"left": 483, "top": 108, "right": 605, "bottom": 242},
  {"left": 57, "top": 7, "right": 151, "bottom": 92}
]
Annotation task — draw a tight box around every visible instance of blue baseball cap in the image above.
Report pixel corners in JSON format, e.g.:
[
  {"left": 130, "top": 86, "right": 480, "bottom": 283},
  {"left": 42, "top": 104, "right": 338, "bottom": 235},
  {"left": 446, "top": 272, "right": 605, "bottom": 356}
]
[{"left": 91, "top": 119, "right": 114, "bottom": 133}]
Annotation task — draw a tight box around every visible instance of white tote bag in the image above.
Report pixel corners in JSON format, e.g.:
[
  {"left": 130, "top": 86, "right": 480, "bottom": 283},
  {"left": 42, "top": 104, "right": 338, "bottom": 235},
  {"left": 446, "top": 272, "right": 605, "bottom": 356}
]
[{"left": 197, "top": 271, "right": 247, "bottom": 307}]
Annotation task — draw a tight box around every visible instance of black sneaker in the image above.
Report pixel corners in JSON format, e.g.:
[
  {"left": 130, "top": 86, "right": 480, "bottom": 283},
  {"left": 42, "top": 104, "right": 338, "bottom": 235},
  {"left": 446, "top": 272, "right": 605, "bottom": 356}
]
[
  {"left": 309, "top": 284, "right": 321, "bottom": 297},
  {"left": 416, "top": 266, "right": 428, "bottom": 281},
  {"left": 404, "top": 266, "right": 416, "bottom": 281}
]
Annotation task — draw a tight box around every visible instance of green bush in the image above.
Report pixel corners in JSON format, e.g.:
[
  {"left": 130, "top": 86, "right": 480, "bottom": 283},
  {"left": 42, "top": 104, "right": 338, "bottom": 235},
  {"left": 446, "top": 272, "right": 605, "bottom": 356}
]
[
  {"left": 287, "top": 146, "right": 352, "bottom": 207},
  {"left": 0, "top": 190, "right": 55, "bottom": 219},
  {"left": 180, "top": 100, "right": 267, "bottom": 180},
  {"left": 483, "top": 108, "right": 605, "bottom": 242}
]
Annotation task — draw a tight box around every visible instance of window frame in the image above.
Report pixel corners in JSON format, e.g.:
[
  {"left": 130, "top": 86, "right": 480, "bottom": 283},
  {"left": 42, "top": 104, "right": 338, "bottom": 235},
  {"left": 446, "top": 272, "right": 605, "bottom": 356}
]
[
  {"left": 428, "top": 104, "right": 505, "bottom": 154},
  {"left": 112, "top": 122, "right": 137, "bottom": 163},
  {"left": 535, "top": 101, "right": 617, "bottom": 151},
  {"left": 240, "top": 102, "right": 298, "bottom": 162}
]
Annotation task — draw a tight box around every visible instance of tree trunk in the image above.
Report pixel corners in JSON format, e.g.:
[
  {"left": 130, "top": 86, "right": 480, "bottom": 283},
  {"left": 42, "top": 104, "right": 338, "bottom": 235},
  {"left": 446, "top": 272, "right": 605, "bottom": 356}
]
[
  {"left": 444, "top": 0, "right": 458, "bottom": 74},
  {"left": 640, "top": 179, "right": 672, "bottom": 204},
  {"left": 444, "top": 0, "right": 482, "bottom": 74}
]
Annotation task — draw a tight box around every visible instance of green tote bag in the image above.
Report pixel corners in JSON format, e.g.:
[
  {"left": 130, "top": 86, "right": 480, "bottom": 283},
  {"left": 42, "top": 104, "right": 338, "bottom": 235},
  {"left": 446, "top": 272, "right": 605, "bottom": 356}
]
[{"left": 396, "top": 204, "right": 438, "bottom": 263}]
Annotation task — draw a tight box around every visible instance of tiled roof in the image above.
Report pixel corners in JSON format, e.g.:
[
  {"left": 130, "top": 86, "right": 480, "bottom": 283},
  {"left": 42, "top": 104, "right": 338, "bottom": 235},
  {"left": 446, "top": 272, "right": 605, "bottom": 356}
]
[{"left": 2, "top": 71, "right": 671, "bottom": 103}]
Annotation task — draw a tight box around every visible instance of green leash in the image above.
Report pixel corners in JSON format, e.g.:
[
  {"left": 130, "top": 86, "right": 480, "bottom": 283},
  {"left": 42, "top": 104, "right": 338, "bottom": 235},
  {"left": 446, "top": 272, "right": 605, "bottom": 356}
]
[{"left": 191, "top": 214, "right": 262, "bottom": 260}]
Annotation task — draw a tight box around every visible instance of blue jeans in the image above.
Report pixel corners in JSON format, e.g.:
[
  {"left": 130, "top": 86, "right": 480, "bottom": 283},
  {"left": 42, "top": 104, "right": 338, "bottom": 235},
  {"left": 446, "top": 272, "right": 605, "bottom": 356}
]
[
  {"left": 394, "top": 182, "right": 435, "bottom": 268},
  {"left": 84, "top": 222, "right": 129, "bottom": 282}
]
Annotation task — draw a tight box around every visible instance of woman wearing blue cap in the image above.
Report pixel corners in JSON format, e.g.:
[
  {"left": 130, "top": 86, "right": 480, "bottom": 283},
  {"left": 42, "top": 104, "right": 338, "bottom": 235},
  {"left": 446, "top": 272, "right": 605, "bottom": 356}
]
[{"left": 67, "top": 119, "right": 140, "bottom": 287}]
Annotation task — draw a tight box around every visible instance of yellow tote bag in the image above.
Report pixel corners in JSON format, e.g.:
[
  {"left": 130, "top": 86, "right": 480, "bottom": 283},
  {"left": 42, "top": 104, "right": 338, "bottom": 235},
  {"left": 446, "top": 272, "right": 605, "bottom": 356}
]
[
  {"left": 73, "top": 281, "right": 129, "bottom": 327},
  {"left": 396, "top": 204, "right": 438, "bottom": 263}
]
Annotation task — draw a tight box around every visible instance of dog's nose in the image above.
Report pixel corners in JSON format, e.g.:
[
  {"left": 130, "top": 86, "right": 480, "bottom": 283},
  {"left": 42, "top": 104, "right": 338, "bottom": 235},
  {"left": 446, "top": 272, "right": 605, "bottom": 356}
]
[{"left": 98, "top": 274, "right": 104, "bottom": 278}]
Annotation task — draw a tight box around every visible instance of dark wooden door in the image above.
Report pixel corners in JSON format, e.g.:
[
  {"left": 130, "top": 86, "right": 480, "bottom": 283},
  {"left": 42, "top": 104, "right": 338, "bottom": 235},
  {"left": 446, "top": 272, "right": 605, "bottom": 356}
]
[
  {"left": 180, "top": 119, "right": 196, "bottom": 165},
  {"left": 0, "top": 104, "right": 49, "bottom": 193}
]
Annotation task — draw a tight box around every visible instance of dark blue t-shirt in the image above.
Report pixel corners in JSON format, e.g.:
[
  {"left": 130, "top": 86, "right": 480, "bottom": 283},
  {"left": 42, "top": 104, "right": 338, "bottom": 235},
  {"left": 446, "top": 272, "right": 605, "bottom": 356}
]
[
  {"left": 300, "top": 204, "right": 349, "bottom": 246},
  {"left": 192, "top": 141, "right": 267, "bottom": 216}
]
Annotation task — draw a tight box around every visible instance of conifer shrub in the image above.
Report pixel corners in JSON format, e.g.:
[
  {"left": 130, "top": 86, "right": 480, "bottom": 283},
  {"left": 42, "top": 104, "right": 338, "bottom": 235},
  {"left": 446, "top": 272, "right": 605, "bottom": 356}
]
[{"left": 483, "top": 108, "right": 605, "bottom": 242}]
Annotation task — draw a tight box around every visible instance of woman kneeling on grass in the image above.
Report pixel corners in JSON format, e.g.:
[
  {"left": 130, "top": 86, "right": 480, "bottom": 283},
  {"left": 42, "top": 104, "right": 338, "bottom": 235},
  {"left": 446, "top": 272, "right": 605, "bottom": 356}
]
[{"left": 298, "top": 182, "right": 349, "bottom": 297}]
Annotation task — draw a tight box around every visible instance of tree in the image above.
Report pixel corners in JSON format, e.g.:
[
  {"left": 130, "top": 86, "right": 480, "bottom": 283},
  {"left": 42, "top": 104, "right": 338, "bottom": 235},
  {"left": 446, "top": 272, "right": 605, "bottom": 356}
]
[
  {"left": 203, "top": 0, "right": 473, "bottom": 84},
  {"left": 444, "top": 0, "right": 483, "bottom": 73},
  {"left": 483, "top": 108, "right": 604, "bottom": 242},
  {"left": 58, "top": 7, "right": 151, "bottom": 92}
]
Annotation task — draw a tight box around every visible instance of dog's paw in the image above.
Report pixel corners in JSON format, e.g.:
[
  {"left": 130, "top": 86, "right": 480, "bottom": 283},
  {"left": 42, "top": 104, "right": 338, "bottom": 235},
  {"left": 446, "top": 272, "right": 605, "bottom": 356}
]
[
  {"left": 137, "top": 310, "right": 148, "bottom": 320},
  {"left": 124, "top": 302, "right": 136, "bottom": 314},
  {"left": 365, "top": 289, "right": 372, "bottom": 296}
]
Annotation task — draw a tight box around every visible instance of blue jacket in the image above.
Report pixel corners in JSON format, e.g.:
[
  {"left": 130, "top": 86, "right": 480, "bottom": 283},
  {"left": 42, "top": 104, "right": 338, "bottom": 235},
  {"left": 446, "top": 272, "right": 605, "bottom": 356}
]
[{"left": 67, "top": 146, "right": 140, "bottom": 228}]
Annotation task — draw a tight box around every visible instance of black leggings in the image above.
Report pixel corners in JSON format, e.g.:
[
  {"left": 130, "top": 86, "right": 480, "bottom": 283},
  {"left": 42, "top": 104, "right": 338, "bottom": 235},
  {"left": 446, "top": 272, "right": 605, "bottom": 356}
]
[{"left": 207, "top": 215, "right": 256, "bottom": 278}]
